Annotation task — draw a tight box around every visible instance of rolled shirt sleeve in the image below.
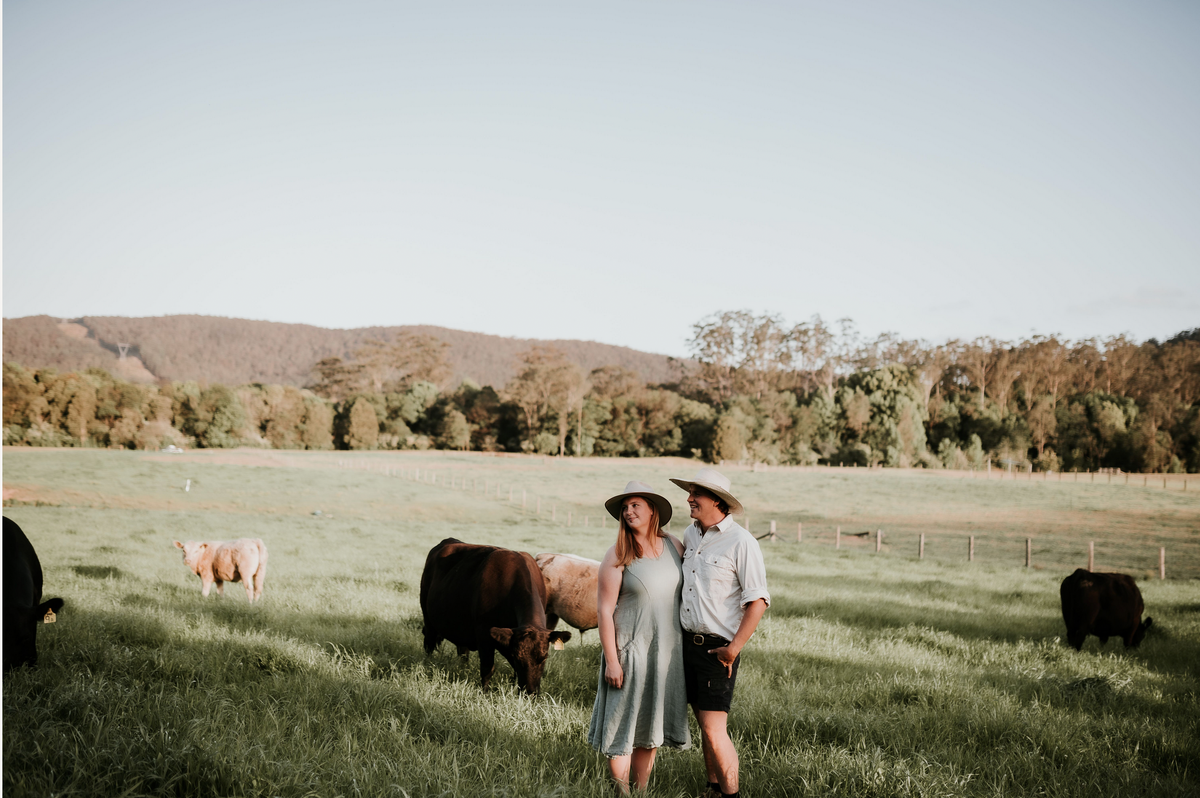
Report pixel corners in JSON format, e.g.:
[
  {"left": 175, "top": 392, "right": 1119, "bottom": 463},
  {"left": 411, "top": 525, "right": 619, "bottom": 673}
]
[{"left": 736, "top": 535, "right": 771, "bottom": 609}]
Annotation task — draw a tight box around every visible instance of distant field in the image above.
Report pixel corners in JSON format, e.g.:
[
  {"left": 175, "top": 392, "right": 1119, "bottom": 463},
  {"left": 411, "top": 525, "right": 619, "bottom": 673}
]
[
  {"left": 3, "top": 448, "right": 1198, "bottom": 797},
  {"left": 7, "top": 448, "right": 1199, "bottom": 579}
]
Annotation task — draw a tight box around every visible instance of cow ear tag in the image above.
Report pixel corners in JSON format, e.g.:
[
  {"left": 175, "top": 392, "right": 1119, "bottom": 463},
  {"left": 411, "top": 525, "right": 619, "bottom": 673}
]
[
  {"left": 43, "top": 608, "right": 57, "bottom": 624},
  {"left": 553, "top": 639, "right": 564, "bottom": 651}
]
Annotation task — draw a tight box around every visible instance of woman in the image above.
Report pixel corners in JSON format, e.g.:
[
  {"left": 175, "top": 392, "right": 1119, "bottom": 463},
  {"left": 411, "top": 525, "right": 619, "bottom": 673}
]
[{"left": 588, "top": 480, "right": 690, "bottom": 793}]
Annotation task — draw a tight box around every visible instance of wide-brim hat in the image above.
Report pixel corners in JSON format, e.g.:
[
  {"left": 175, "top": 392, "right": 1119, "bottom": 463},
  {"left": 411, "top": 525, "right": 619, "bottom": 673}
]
[
  {"left": 669, "top": 468, "right": 743, "bottom": 515},
  {"left": 604, "top": 481, "right": 674, "bottom": 527}
]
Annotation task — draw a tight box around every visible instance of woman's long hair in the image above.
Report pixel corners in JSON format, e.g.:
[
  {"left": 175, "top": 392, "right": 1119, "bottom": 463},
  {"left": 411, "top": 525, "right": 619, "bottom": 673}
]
[{"left": 614, "top": 500, "right": 663, "bottom": 568}]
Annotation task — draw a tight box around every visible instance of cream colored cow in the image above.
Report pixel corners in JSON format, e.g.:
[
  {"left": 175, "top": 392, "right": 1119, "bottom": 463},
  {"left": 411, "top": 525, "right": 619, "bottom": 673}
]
[
  {"left": 174, "top": 538, "right": 268, "bottom": 602},
  {"left": 535, "top": 552, "right": 599, "bottom": 639}
]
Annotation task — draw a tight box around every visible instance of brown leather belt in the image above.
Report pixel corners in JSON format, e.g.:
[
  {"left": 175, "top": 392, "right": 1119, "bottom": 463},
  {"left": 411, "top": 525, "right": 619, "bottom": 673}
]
[{"left": 689, "top": 633, "right": 729, "bottom": 647}]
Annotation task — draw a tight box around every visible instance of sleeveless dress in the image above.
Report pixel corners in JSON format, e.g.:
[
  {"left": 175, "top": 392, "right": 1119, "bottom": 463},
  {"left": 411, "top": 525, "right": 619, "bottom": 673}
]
[{"left": 588, "top": 542, "right": 691, "bottom": 756}]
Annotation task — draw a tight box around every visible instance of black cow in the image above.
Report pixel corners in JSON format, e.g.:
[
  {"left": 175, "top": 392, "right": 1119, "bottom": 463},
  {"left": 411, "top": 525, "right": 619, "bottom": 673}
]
[
  {"left": 420, "top": 538, "right": 570, "bottom": 694},
  {"left": 1060, "top": 568, "right": 1152, "bottom": 651},
  {"left": 3, "top": 518, "right": 65, "bottom": 671}
]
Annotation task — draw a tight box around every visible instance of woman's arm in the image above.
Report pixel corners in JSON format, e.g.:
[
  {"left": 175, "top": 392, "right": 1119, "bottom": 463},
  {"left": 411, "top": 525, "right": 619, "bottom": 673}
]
[{"left": 597, "top": 546, "right": 624, "bottom": 689}]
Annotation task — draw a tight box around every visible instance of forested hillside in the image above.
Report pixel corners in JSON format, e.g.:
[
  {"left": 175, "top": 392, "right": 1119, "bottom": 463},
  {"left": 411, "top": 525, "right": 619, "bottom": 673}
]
[
  {"left": 4, "top": 311, "right": 1198, "bottom": 474},
  {"left": 1, "top": 315, "right": 682, "bottom": 388}
]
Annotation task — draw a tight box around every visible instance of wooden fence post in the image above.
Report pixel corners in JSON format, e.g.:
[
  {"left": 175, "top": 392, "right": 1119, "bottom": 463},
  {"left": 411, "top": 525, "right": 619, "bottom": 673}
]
[
  {"left": 836, "top": 526, "right": 841, "bottom": 549},
  {"left": 1160, "top": 547, "right": 1166, "bottom": 580},
  {"left": 770, "top": 520, "right": 777, "bottom": 541},
  {"left": 919, "top": 533, "right": 925, "bottom": 560},
  {"left": 969, "top": 535, "right": 974, "bottom": 562},
  {"left": 1088, "top": 541, "right": 1094, "bottom": 571},
  {"left": 875, "top": 529, "right": 882, "bottom": 552},
  {"left": 797, "top": 522, "right": 802, "bottom": 543},
  {"left": 1025, "top": 538, "right": 1032, "bottom": 568}
]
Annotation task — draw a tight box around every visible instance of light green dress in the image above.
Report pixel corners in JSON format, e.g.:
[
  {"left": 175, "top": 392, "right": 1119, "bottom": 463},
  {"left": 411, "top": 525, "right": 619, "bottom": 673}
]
[{"left": 588, "top": 543, "right": 691, "bottom": 757}]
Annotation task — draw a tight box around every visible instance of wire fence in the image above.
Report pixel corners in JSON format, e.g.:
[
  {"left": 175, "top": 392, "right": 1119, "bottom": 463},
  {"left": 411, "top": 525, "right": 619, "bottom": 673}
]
[{"left": 332, "top": 457, "right": 1198, "bottom": 581}]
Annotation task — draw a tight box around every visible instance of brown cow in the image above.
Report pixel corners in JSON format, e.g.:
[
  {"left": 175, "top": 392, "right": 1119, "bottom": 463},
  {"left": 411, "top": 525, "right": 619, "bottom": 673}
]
[
  {"left": 1060, "top": 568, "right": 1152, "bottom": 651},
  {"left": 535, "top": 552, "right": 599, "bottom": 639},
  {"left": 421, "top": 538, "right": 570, "bottom": 694},
  {"left": 174, "top": 538, "right": 268, "bottom": 602}
]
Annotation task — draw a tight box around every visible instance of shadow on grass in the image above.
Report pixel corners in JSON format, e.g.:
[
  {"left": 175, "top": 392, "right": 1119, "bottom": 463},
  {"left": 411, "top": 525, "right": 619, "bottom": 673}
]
[
  {"left": 768, "top": 574, "right": 1200, "bottom": 679},
  {"left": 4, "top": 605, "right": 607, "bottom": 798},
  {"left": 769, "top": 574, "right": 1061, "bottom": 642}
]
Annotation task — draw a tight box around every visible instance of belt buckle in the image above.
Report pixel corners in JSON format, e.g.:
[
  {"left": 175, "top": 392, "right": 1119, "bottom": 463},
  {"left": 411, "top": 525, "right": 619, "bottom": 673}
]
[{"left": 693, "top": 634, "right": 705, "bottom": 646}]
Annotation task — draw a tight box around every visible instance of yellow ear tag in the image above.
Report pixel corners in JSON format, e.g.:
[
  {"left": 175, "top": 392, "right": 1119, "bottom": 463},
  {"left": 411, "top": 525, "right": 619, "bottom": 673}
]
[
  {"left": 43, "top": 608, "right": 57, "bottom": 624},
  {"left": 553, "top": 639, "right": 564, "bottom": 651}
]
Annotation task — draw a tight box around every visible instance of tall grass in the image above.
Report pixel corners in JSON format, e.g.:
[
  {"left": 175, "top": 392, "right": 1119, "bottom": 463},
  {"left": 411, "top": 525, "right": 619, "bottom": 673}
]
[{"left": 3, "top": 449, "right": 1198, "bottom": 797}]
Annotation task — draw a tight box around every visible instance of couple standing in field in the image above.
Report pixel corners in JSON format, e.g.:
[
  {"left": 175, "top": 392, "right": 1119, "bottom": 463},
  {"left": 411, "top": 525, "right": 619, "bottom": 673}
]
[{"left": 588, "top": 468, "right": 770, "bottom": 798}]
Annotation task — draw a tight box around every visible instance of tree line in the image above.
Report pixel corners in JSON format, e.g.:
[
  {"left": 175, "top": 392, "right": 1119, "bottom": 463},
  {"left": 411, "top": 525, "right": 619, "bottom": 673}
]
[{"left": 4, "top": 313, "right": 1199, "bottom": 473}]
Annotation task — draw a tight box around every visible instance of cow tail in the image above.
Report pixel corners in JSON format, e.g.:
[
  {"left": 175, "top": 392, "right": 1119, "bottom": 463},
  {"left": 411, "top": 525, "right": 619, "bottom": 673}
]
[{"left": 254, "top": 539, "right": 268, "bottom": 599}]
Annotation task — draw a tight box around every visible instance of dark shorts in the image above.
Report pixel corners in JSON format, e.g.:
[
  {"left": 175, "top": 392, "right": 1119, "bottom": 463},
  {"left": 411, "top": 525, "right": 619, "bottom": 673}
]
[{"left": 682, "top": 632, "right": 740, "bottom": 712}]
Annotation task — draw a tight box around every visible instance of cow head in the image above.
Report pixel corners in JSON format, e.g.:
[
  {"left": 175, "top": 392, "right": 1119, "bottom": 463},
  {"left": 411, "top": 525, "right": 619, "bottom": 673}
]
[
  {"left": 174, "top": 540, "right": 207, "bottom": 571},
  {"left": 3, "top": 597, "right": 64, "bottom": 672},
  {"left": 489, "top": 625, "right": 572, "bottom": 694},
  {"left": 1132, "top": 616, "right": 1153, "bottom": 647}
]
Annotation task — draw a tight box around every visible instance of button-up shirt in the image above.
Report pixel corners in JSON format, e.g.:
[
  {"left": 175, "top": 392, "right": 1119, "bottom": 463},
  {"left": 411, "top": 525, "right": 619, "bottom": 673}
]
[{"left": 679, "top": 514, "right": 771, "bottom": 641}]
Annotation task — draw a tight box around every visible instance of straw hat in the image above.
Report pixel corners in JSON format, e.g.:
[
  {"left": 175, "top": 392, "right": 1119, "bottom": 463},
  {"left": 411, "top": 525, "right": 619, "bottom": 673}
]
[
  {"left": 604, "top": 481, "right": 674, "bottom": 526},
  {"left": 669, "top": 468, "right": 743, "bottom": 515}
]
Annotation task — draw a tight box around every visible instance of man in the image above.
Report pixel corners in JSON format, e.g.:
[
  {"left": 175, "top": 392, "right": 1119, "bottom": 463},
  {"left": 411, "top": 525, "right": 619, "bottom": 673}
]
[{"left": 670, "top": 468, "right": 770, "bottom": 798}]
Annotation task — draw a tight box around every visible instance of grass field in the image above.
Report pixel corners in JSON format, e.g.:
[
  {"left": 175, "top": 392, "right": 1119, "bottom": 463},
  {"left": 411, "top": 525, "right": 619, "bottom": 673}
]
[{"left": 3, "top": 448, "right": 1198, "bottom": 797}]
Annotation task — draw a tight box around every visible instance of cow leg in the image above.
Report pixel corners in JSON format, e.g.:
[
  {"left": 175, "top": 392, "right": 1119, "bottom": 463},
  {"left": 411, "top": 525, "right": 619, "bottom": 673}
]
[
  {"left": 253, "top": 563, "right": 266, "bottom": 600},
  {"left": 478, "top": 647, "right": 496, "bottom": 690},
  {"left": 244, "top": 579, "right": 256, "bottom": 602},
  {"left": 1067, "top": 630, "right": 1086, "bottom": 651},
  {"left": 215, "top": 580, "right": 224, "bottom": 597},
  {"left": 546, "top": 612, "right": 559, "bottom": 630},
  {"left": 422, "top": 627, "right": 440, "bottom": 656},
  {"left": 1098, "top": 635, "right": 1109, "bottom": 646},
  {"left": 456, "top": 645, "right": 470, "bottom": 658},
  {"left": 200, "top": 576, "right": 213, "bottom": 598}
]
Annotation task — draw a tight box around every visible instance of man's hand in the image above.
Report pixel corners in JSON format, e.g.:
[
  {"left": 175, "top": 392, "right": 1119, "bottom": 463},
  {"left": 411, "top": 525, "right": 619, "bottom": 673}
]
[{"left": 708, "top": 643, "right": 741, "bottom": 677}]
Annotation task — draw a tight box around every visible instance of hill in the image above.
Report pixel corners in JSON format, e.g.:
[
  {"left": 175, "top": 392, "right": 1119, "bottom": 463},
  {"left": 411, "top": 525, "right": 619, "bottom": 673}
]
[{"left": 2, "top": 314, "right": 684, "bottom": 388}]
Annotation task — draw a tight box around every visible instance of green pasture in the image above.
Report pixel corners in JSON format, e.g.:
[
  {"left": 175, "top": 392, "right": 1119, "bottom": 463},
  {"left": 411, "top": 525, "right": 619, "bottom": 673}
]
[{"left": 3, "top": 448, "right": 1198, "bottom": 797}]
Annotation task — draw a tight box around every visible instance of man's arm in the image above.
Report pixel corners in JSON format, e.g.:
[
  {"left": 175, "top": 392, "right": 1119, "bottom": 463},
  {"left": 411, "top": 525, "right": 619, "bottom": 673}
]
[{"left": 709, "top": 598, "right": 767, "bottom": 675}]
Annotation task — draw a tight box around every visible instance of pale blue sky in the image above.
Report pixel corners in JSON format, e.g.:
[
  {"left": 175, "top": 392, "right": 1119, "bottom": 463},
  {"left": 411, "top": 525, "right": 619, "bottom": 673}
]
[{"left": 4, "top": 1, "right": 1198, "bottom": 356}]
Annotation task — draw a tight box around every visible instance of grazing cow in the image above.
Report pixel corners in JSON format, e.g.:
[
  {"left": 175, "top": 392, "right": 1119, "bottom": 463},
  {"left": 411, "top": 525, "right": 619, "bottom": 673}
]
[
  {"left": 535, "top": 552, "right": 599, "bottom": 639},
  {"left": 3, "top": 518, "right": 65, "bottom": 671},
  {"left": 1060, "top": 568, "right": 1152, "bottom": 651},
  {"left": 174, "top": 538, "right": 268, "bottom": 602},
  {"left": 421, "top": 538, "right": 571, "bottom": 694}
]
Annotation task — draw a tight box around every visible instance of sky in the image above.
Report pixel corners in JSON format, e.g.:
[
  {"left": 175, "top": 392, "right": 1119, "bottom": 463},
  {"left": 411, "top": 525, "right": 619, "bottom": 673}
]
[{"left": 4, "top": 1, "right": 1198, "bottom": 357}]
